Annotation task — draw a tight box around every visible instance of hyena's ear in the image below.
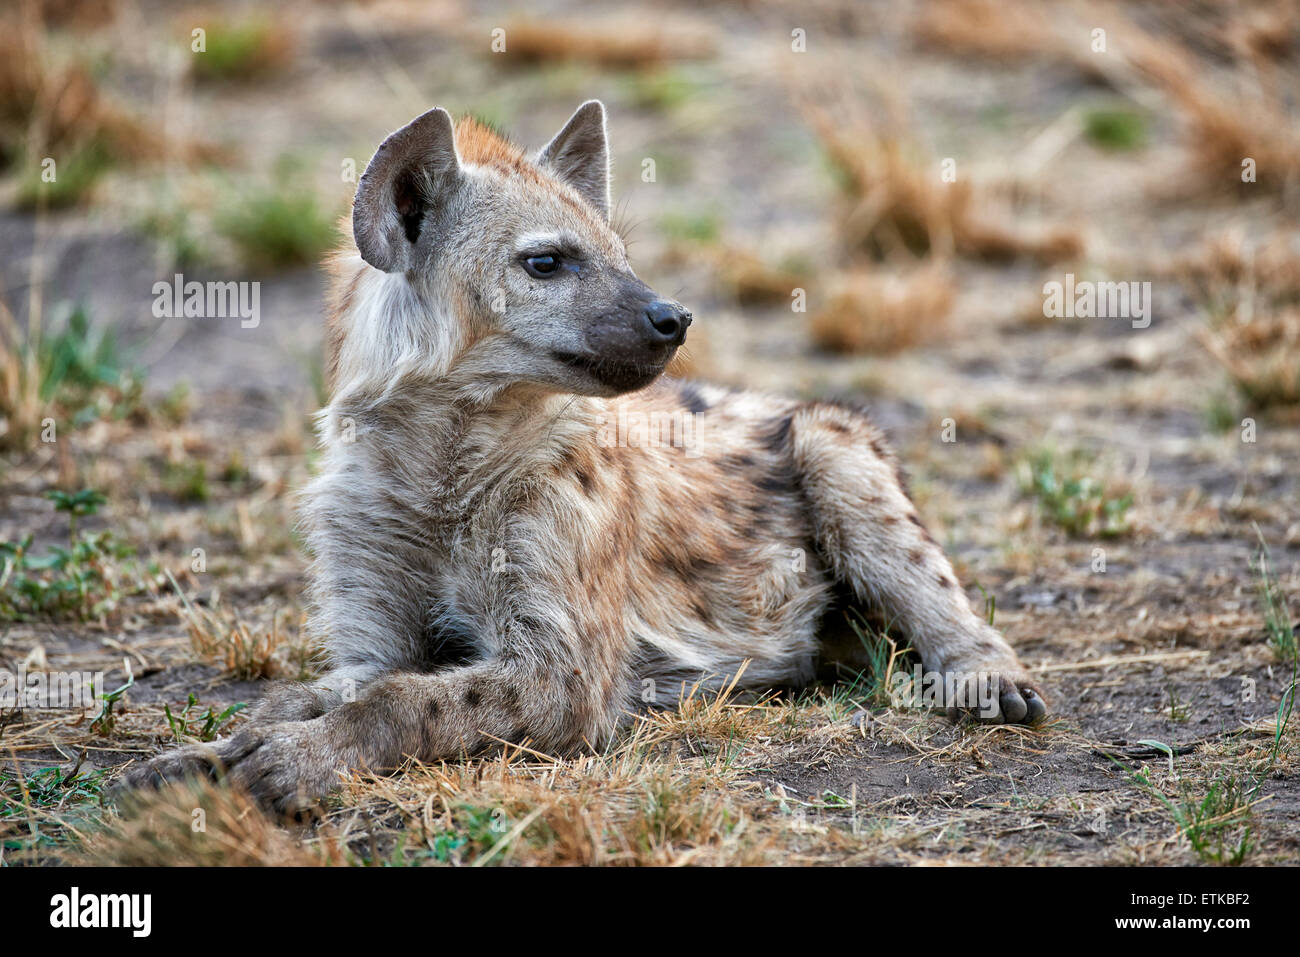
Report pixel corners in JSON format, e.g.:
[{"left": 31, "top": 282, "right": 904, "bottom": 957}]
[
  {"left": 353, "top": 107, "right": 461, "bottom": 273},
  {"left": 536, "top": 100, "right": 610, "bottom": 219}
]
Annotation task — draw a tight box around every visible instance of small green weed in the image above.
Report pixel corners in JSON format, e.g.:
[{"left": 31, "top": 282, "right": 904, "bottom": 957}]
[
  {"left": 163, "top": 694, "right": 247, "bottom": 744},
  {"left": 89, "top": 673, "right": 135, "bottom": 737},
  {"left": 1250, "top": 531, "right": 1297, "bottom": 662},
  {"left": 1018, "top": 447, "right": 1133, "bottom": 537},
  {"left": 0, "top": 489, "right": 143, "bottom": 622},
  {"left": 1083, "top": 108, "right": 1147, "bottom": 151},
  {"left": 1116, "top": 595, "right": 1296, "bottom": 864}
]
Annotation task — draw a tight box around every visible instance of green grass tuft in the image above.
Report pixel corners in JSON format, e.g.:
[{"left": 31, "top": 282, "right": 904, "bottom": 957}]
[
  {"left": 659, "top": 209, "right": 721, "bottom": 244},
  {"left": 1084, "top": 108, "right": 1147, "bottom": 151},
  {"left": 1018, "top": 446, "right": 1133, "bottom": 538},
  {"left": 191, "top": 20, "right": 292, "bottom": 84},
  {"left": 0, "top": 488, "right": 147, "bottom": 622},
  {"left": 623, "top": 67, "right": 702, "bottom": 112},
  {"left": 1250, "top": 531, "right": 1297, "bottom": 662},
  {"left": 16, "top": 140, "right": 115, "bottom": 210},
  {"left": 216, "top": 173, "right": 339, "bottom": 270},
  {"left": 163, "top": 694, "right": 247, "bottom": 745},
  {"left": 0, "top": 762, "right": 106, "bottom": 862}
]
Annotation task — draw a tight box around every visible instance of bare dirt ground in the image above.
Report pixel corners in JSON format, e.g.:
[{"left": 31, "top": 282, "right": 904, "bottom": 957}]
[{"left": 1, "top": 0, "right": 1297, "bottom": 865}]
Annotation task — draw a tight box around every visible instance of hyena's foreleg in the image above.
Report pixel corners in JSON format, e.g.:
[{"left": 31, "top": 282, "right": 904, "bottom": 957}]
[
  {"left": 113, "top": 561, "right": 436, "bottom": 800},
  {"left": 130, "top": 657, "right": 622, "bottom": 815},
  {"left": 252, "top": 490, "right": 446, "bottom": 723},
  {"left": 114, "top": 502, "right": 443, "bottom": 801},
  {"left": 118, "top": 617, "right": 630, "bottom": 814},
  {"left": 786, "top": 403, "right": 1046, "bottom": 724}
]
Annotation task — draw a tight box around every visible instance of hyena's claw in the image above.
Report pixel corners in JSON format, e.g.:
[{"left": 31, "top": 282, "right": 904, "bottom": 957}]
[
  {"left": 999, "top": 681, "right": 1029, "bottom": 723},
  {"left": 1020, "top": 686, "right": 1048, "bottom": 723},
  {"left": 219, "top": 724, "right": 338, "bottom": 816},
  {"left": 946, "top": 672, "right": 1048, "bottom": 726}
]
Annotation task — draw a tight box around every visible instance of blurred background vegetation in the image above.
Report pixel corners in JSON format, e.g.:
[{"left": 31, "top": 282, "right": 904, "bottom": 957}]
[
  {"left": 1, "top": 0, "right": 1296, "bottom": 439},
  {"left": 1, "top": 0, "right": 1298, "bottom": 868}
]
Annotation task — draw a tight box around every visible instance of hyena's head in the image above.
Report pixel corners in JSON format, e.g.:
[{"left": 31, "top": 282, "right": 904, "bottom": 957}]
[{"left": 351, "top": 101, "right": 690, "bottom": 397}]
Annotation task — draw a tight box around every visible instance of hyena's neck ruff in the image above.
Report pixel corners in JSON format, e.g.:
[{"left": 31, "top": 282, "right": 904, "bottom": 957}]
[
  {"left": 121, "top": 102, "right": 1045, "bottom": 815},
  {"left": 321, "top": 248, "right": 609, "bottom": 514}
]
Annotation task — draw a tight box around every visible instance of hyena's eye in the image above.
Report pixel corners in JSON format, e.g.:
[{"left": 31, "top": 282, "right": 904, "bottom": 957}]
[{"left": 522, "top": 254, "right": 561, "bottom": 278}]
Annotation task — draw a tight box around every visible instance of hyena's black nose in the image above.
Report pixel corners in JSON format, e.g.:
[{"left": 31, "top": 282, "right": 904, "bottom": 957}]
[{"left": 644, "top": 300, "right": 692, "bottom": 346}]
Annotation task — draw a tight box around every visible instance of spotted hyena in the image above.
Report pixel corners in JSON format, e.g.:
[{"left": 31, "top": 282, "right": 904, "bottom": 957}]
[{"left": 119, "top": 101, "right": 1046, "bottom": 813}]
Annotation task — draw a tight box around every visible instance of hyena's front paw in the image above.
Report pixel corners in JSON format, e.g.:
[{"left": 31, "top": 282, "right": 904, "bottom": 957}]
[
  {"left": 111, "top": 721, "right": 349, "bottom": 816},
  {"left": 939, "top": 649, "right": 1048, "bottom": 725},
  {"left": 111, "top": 734, "right": 253, "bottom": 795},
  {"left": 213, "top": 722, "right": 351, "bottom": 814}
]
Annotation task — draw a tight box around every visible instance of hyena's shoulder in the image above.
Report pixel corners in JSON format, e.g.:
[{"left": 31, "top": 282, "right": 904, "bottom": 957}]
[
  {"left": 593, "top": 378, "right": 905, "bottom": 555},
  {"left": 613, "top": 377, "right": 902, "bottom": 477}
]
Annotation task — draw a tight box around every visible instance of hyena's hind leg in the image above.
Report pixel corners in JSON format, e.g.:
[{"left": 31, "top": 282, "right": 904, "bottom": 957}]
[{"left": 785, "top": 402, "right": 1047, "bottom": 724}]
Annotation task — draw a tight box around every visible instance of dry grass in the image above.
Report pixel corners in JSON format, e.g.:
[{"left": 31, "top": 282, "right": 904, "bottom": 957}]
[
  {"left": 0, "top": 1, "right": 225, "bottom": 210},
  {"left": 0, "top": 6, "right": 160, "bottom": 173},
  {"left": 810, "top": 103, "right": 962, "bottom": 262},
  {"left": 806, "top": 103, "right": 1083, "bottom": 265},
  {"left": 914, "top": 0, "right": 1300, "bottom": 198},
  {"left": 498, "top": 18, "right": 714, "bottom": 69},
  {"left": 31, "top": 0, "right": 120, "bottom": 30},
  {"left": 1177, "top": 230, "right": 1300, "bottom": 414},
  {"left": 709, "top": 247, "right": 812, "bottom": 307},
  {"left": 83, "top": 781, "right": 348, "bottom": 866},
  {"left": 1198, "top": 308, "right": 1300, "bottom": 414},
  {"left": 1017, "top": 4, "right": 1300, "bottom": 199},
  {"left": 0, "top": 299, "right": 44, "bottom": 452},
  {"left": 913, "top": 0, "right": 1059, "bottom": 64},
  {"left": 809, "top": 264, "right": 954, "bottom": 354},
  {"left": 1179, "top": 230, "right": 1300, "bottom": 307},
  {"left": 88, "top": 751, "right": 763, "bottom": 867},
  {"left": 952, "top": 217, "right": 1084, "bottom": 266},
  {"left": 176, "top": 586, "right": 318, "bottom": 682},
  {"left": 1127, "top": 36, "right": 1300, "bottom": 195},
  {"left": 795, "top": 85, "right": 1079, "bottom": 356}
]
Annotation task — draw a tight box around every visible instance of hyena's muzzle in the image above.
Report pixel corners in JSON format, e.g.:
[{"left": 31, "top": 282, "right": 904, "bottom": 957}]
[{"left": 553, "top": 275, "right": 691, "bottom": 393}]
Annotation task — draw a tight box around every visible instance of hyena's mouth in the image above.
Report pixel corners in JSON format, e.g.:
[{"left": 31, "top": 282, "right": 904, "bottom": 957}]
[{"left": 552, "top": 350, "right": 671, "bottom": 392}]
